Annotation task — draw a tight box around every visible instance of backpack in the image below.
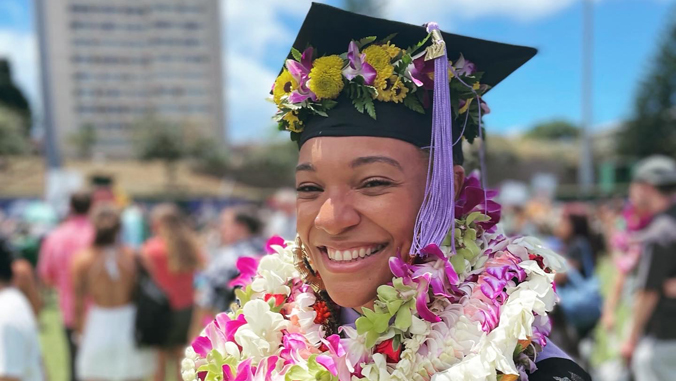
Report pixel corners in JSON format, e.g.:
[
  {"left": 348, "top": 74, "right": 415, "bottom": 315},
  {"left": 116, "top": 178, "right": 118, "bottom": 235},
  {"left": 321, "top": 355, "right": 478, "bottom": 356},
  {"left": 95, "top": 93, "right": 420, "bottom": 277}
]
[{"left": 133, "top": 254, "right": 172, "bottom": 346}]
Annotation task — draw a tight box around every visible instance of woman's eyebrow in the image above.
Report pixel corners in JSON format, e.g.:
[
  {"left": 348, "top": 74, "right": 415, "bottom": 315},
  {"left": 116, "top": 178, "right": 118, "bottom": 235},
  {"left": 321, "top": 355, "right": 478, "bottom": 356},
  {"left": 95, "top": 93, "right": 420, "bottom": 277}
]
[
  {"left": 295, "top": 162, "right": 315, "bottom": 172},
  {"left": 350, "top": 156, "right": 403, "bottom": 171}
]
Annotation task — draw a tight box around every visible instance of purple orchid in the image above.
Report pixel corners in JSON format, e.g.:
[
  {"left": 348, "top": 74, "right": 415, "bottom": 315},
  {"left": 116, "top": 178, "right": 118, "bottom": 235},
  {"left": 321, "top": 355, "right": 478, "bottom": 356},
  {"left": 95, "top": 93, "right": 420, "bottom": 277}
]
[
  {"left": 342, "top": 41, "right": 376, "bottom": 85},
  {"left": 414, "top": 273, "right": 441, "bottom": 323},
  {"left": 413, "top": 244, "right": 459, "bottom": 297},
  {"left": 455, "top": 171, "right": 501, "bottom": 231},
  {"left": 224, "top": 356, "right": 279, "bottom": 381},
  {"left": 453, "top": 53, "right": 477, "bottom": 77},
  {"left": 265, "top": 235, "right": 287, "bottom": 254},
  {"left": 286, "top": 47, "right": 317, "bottom": 103},
  {"left": 319, "top": 334, "right": 352, "bottom": 380},
  {"left": 407, "top": 54, "right": 435, "bottom": 90},
  {"left": 191, "top": 313, "right": 247, "bottom": 357},
  {"left": 228, "top": 256, "right": 260, "bottom": 288},
  {"left": 279, "top": 333, "right": 314, "bottom": 365}
]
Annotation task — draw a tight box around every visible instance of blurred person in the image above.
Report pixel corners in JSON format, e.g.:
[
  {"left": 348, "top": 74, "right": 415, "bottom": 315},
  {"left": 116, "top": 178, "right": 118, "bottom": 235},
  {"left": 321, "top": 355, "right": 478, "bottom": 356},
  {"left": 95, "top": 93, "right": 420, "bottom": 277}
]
[
  {"left": 121, "top": 202, "right": 146, "bottom": 251},
  {"left": 71, "top": 204, "right": 156, "bottom": 380},
  {"left": 11, "top": 254, "right": 41, "bottom": 318},
  {"left": 264, "top": 188, "right": 297, "bottom": 240},
  {"left": 37, "top": 191, "right": 93, "bottom": 381},
  {"left": 551, "top": 205, "right": 603, "bottom": 362},
  {"left": 142, "top": 204, "right": 202, "bottom": 381},
  {"left": 620, "top": 156, "right": 676, "bottom": 381},
  {"left": 0, "top": 237, "right": 44, "bottom": 381},
  {"left": 194, "top": 206, "right": 265, "bottom": 330}
]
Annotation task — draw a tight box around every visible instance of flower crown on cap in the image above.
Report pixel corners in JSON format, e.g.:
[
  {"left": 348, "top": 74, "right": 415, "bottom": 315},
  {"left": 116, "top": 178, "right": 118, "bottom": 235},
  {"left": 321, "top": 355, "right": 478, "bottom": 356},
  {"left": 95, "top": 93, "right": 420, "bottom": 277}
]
[{"left": 272, "top": 33, "right": 491, "bottom": 143}]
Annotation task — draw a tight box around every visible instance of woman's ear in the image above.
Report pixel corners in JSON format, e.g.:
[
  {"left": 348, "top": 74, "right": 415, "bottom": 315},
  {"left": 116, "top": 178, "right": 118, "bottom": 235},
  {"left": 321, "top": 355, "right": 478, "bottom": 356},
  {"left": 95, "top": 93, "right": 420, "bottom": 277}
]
[{"left": 453, "top": 165, "right": 466, "bottom": 199}]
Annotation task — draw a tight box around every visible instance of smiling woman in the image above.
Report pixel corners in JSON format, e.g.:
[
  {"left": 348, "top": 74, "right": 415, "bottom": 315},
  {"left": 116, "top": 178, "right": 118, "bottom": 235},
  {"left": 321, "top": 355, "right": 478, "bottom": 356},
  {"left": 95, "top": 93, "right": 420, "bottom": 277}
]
[{"left": 182, "top": 4, "right": 591, "bottom": 381}]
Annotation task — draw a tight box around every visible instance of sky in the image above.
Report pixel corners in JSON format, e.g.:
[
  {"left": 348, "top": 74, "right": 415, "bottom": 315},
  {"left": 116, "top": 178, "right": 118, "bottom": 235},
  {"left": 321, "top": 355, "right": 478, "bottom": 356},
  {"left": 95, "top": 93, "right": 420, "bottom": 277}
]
[{"left": 0, "top": 0, "right": 673, "bottom": 144}]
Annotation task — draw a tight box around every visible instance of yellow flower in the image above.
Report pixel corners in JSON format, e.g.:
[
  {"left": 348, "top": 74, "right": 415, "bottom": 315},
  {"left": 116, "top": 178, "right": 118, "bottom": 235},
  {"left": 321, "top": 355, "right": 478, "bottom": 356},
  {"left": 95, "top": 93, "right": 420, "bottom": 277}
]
[
  {"left": 459, "top": 97, "right": 474, "bottom": 114},
  {"left": 376, "top": 75, "right": 408, "bottom": 103},
  {"left": 383, "top": 42, "right": 402, "bottom": 59},
  {"left": 308, "top": 55, "right": 345, "bottom": 100},
  {"left": 472, "top": 82, "right": 481, "bottom": 90},
  {"left": 364, "top": 45, "right": 395, "bottom": 90},
  {"left": 283, "top": 110, "right": 303, "bottom": 133},
  {"left": 273, "top": 69, "right": 298, "bottom": 105},
  {"left": 390, "top": 79, "right": 409, "bottom": 103}
]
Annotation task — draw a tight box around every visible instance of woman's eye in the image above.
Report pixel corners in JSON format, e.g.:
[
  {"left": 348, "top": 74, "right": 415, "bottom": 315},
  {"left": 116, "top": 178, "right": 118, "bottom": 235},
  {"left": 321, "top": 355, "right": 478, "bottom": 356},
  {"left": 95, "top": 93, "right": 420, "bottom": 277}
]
[
  {"left": 296, "top": 184, "right": 323, "bottom": 193},
  {"left": 361, "top": 179, "right": 393, "bottom": 188}
]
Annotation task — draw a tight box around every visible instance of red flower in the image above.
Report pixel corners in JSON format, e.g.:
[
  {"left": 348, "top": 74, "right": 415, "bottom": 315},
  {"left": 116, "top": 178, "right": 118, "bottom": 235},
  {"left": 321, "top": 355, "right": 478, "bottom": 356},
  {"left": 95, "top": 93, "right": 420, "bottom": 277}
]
[
  {"left": 374, "top": 338, "right": 402, "bottom": 363},
  {"left": 264, "top": 293, "right": 286, "bottom": 307},
  {"left": 528, "top": 254, "right": 551, "bottom": 273},
  {"left": 313, "top": 300, "right": 331, "bottom": 325}
]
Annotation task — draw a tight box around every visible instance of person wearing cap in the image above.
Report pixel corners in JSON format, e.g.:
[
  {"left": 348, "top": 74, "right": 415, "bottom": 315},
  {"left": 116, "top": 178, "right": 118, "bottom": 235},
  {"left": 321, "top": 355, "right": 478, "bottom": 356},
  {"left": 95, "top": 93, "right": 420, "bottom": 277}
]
[
  {"left": 621, "top": 155, "right": 676, "bottom": 381},
  {"left": 181, "top": 5, "right": 589, "bottom": 380}
]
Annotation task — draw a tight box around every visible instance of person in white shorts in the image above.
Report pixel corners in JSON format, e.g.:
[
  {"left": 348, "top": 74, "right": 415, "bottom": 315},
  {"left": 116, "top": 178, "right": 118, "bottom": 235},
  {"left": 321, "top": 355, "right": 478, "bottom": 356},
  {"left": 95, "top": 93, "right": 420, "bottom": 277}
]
[{"left": 0, "top": 238, "right": 44, "bottom": 381}]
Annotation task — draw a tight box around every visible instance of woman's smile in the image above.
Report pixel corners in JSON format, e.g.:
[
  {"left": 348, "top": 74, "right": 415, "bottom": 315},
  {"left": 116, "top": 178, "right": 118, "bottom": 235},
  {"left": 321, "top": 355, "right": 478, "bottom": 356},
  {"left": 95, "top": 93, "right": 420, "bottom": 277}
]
[{"left": 315, "top": 242, "right": 390, "bottom": 272}]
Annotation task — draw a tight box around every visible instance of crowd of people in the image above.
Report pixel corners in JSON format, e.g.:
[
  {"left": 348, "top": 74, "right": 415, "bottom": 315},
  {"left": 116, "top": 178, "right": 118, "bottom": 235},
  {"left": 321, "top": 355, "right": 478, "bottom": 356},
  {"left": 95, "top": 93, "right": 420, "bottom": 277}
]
[
  {"left": 0, "top": 188, "right": 294, "bottom": 380},
  {"left": 0, "top": 155, "right": 674, "bottom": 380}
]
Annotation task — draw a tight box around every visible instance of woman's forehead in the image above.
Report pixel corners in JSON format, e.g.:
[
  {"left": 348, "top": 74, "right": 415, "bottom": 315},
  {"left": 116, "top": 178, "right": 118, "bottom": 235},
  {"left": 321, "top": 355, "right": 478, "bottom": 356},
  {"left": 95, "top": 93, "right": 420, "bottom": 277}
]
[{"left": 298, "top": 136, "right": 422, "bottom": 165}]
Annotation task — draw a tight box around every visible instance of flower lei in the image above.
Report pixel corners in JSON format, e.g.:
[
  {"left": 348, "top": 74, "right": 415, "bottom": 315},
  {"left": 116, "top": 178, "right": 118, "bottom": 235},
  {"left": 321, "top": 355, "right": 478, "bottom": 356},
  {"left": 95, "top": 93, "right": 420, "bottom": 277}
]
[
  {"left": 181, "top": 173, "right": 566, "bottom": 381},
  {"left": 272, "top": 34, "right": 490, "bottom": 145}
]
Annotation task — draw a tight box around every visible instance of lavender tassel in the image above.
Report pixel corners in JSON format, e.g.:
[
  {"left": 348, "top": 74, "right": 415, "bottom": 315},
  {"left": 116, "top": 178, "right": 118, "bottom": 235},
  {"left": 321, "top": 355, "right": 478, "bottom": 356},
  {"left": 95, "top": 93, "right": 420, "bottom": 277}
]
[{"left": 411, "top": 23, "right": 456, "bottom": 255}]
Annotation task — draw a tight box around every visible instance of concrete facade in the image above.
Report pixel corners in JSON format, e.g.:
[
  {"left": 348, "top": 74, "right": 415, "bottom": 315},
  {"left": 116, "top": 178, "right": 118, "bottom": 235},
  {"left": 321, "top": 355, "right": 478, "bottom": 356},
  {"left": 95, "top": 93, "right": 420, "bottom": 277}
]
[{"left": 35, "top": 0, "right": 225, "bottom": 159}]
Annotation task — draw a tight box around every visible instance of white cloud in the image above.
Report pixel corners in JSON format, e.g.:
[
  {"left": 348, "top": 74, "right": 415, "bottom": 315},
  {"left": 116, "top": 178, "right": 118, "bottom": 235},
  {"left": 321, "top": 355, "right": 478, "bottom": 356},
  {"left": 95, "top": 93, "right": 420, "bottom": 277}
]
[
  {"left": 385, "top": 0, "right": 579, "bottom": 25},
  {"left": 0, "top": 30, "right": 39, "bottom": 111},
  {"left": 220, "top": 0, "right": 314, "bottom": 144}
]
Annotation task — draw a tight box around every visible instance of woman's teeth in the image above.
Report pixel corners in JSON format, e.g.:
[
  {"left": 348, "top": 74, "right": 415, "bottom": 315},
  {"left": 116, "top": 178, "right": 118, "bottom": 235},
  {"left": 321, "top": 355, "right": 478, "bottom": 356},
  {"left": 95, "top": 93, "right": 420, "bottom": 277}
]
[{"left": 326, "top": 244, "right": 386, "bottom": 262}]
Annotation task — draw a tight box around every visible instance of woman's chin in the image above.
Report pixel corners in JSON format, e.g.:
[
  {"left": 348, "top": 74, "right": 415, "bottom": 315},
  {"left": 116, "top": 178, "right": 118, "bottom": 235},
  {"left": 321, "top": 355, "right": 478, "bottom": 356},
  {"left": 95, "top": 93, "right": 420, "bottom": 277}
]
[{"left": 324, "top": 285, "right": 376, "bottom": 309}]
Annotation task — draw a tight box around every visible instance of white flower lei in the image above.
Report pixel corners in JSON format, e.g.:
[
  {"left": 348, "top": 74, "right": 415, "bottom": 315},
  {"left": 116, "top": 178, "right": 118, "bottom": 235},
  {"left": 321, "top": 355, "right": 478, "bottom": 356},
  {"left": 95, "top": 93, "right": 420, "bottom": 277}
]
[{"left": 181, "top": 185, "right": 565, "bottom": 381}]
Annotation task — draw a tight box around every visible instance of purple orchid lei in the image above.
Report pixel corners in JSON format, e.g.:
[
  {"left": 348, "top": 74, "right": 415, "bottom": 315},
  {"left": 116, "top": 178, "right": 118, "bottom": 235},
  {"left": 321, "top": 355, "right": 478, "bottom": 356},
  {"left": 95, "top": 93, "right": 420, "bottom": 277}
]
[{"left": 181, "top": 173, "right": 565, "bottom": 381}]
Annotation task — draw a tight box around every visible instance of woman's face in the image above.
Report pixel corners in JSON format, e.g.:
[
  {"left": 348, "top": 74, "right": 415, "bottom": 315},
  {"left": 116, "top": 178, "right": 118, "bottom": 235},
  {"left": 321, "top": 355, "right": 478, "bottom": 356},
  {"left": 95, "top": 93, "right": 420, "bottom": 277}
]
[{"left": 295, "top": 136, "right": 430, "bottom": 309}]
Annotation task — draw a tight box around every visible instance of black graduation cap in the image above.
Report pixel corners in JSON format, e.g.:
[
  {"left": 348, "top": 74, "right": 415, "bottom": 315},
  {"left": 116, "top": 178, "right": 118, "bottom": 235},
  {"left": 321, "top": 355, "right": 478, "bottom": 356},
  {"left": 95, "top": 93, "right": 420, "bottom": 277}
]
[{"left": 284, "top": 3, "right": 536, "bottom": 162}]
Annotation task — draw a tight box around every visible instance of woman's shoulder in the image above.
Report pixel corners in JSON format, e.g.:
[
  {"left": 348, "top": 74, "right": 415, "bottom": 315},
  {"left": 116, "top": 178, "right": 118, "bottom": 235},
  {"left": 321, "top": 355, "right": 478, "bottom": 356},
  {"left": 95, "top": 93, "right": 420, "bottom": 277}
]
[
  {"left": 529, "top": 358, "right": 591, "bottom": 381},
  {"left": 142, "top": 237, "right": 164, "bottom": 256}
]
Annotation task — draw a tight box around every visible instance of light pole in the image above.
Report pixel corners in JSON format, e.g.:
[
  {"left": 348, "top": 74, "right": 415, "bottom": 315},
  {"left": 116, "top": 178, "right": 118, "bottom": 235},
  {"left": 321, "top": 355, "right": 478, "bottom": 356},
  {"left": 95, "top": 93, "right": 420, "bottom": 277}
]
[{"left": 579, "top": 0, "right": 595, "bottom": 195}]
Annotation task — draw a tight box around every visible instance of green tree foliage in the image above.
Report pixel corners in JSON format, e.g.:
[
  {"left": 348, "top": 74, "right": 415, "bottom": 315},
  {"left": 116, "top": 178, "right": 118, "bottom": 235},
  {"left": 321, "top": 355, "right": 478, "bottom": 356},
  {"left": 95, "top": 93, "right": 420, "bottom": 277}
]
[
  {"left": 132, "top": 115, "right": 187, "bottom": 189},
  {"left": 617, "top": 8, "right": 676, "bottom": 159},
  {"left": 68, "top": 123, "right": 97, "bottom": 159},
  {"left": 229, "top": 141, "right": 298, "bottom": 188},
  {"left": 0, "top": 105, "right": 29, "bottom": 157},
  {"left": 0, "top": 60, "right": 31, "bottom": 136},
  {"left": 525, "top": 120, "right": 579, "bottom": 140}
]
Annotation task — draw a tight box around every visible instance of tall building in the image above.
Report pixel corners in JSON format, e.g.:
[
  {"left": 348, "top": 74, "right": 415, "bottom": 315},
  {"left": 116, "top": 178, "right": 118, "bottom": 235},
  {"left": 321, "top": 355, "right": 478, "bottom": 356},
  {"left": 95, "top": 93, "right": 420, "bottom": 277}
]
[{"left": 35, "top": 0, "right": 225, "bottom": 159}]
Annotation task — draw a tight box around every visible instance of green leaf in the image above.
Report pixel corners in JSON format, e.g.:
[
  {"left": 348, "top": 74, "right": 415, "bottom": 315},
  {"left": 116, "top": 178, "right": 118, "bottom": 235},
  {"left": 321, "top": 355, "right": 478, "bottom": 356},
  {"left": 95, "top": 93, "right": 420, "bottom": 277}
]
[
  {"left": 355, "top": 315, "right": 373, "bottom": 334},
  {"left": 352, "top": 97, "right": 366, "bottom": 114},
  {"left": 450, "top": 254, "right": 466, "bottom": 274},
  {"left": 285, "top": 365, "right": 310, "bottom": 381},
  {"left": 464, "top": 228, "right": 477, "bottom": 242},
  {"left": 235, "top": 285, "right": 255, "bottom": 307},
  {"left": 365, "top": 329, "right": 380, "bottom": 348},
  {"left": 313, "top": 109, "right": 328, "bottom": 117},
  {"left": 405, "top": 33, "right": 431, "bottom": 55},
  {"left": 322, "top": 99, "right": 338, "bottom": 110},
  {"left": 377, "top": 33, "right": 398, "bottom": 45},
  {"left": 364, "top": 97, "right": 377, "bottom": 119},
  {"left": 291, "top": 47, "right": 303, "bottom": 62},
  {"left": 394, "top": 305, "right": 412, "bottom": 330},
  {"left": 387, "top": 299, "right": 404, "bottom": 315},
  {"left": 403, "top": 93, "right": 425, "bottom": 114},
  {"left": 356, "top": 36, "right": 377, "bottom": 48},
  {"left": 377, "top": 285, "right": 398, "bottom": 301},
  {"left": 465, "top": 240, "right": 480, "bottom": 258}
]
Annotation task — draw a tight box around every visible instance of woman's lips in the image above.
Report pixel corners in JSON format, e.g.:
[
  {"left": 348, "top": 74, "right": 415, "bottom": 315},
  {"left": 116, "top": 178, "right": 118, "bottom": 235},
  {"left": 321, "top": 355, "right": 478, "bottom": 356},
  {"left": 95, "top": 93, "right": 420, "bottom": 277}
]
[{"left": 316, "top": 243, "right": 389, "bottom": 273}]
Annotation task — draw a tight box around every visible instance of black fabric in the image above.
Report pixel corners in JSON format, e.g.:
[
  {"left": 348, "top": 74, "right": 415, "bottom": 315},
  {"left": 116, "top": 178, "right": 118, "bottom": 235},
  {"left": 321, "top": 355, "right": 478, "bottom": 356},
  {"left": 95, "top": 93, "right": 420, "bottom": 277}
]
[
  {"left": 635, "top": 202, "right": 676, "bottom": 339},
  {"left": 161, "top": 306, "right": 193, "bottom": 348},
  {"left": 287, "top": 3, "right": 536, "bottom": 153},
  {"left": 528, "top": 358, "right": 592, "bottom": 381},
  {"left": 64, "top": 327, "right": 78, "bottom": 381},
  {"left": 133, "top": 255, "right": 172, "bottom": 347}
]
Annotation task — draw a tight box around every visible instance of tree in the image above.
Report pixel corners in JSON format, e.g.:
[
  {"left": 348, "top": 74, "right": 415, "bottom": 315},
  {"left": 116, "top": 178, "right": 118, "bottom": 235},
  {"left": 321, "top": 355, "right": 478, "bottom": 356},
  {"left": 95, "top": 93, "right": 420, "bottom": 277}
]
[
  {"left": 0, "top": 59, "right": 31, "bottom": 136},
  {"left": 617, "top": 7, "right": 676, "bottom": 159},
  {"left": 68, "top": 123, "right": 97, "bottom": 159},
  {"left": 343, "top": 0, "right": 383, "bottom": 17},
  {"left": 132, "top": 115, "right": 187, "bottom": 189},
  {"left": 525, "top": 120, "right": 579, "bottom": 140},
  {"left": 0, "top": 106, "right": 29, "bottom": 168},
  {"left": 228, "top": 141, "right": 298, "bottom": 188}
]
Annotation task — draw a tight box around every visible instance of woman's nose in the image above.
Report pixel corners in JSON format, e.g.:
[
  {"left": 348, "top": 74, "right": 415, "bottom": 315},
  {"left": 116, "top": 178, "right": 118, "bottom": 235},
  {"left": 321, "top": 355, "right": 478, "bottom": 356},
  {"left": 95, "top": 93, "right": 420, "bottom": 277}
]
[{"left": 314, "top": 195, "right": 360, "bottom": 235}]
